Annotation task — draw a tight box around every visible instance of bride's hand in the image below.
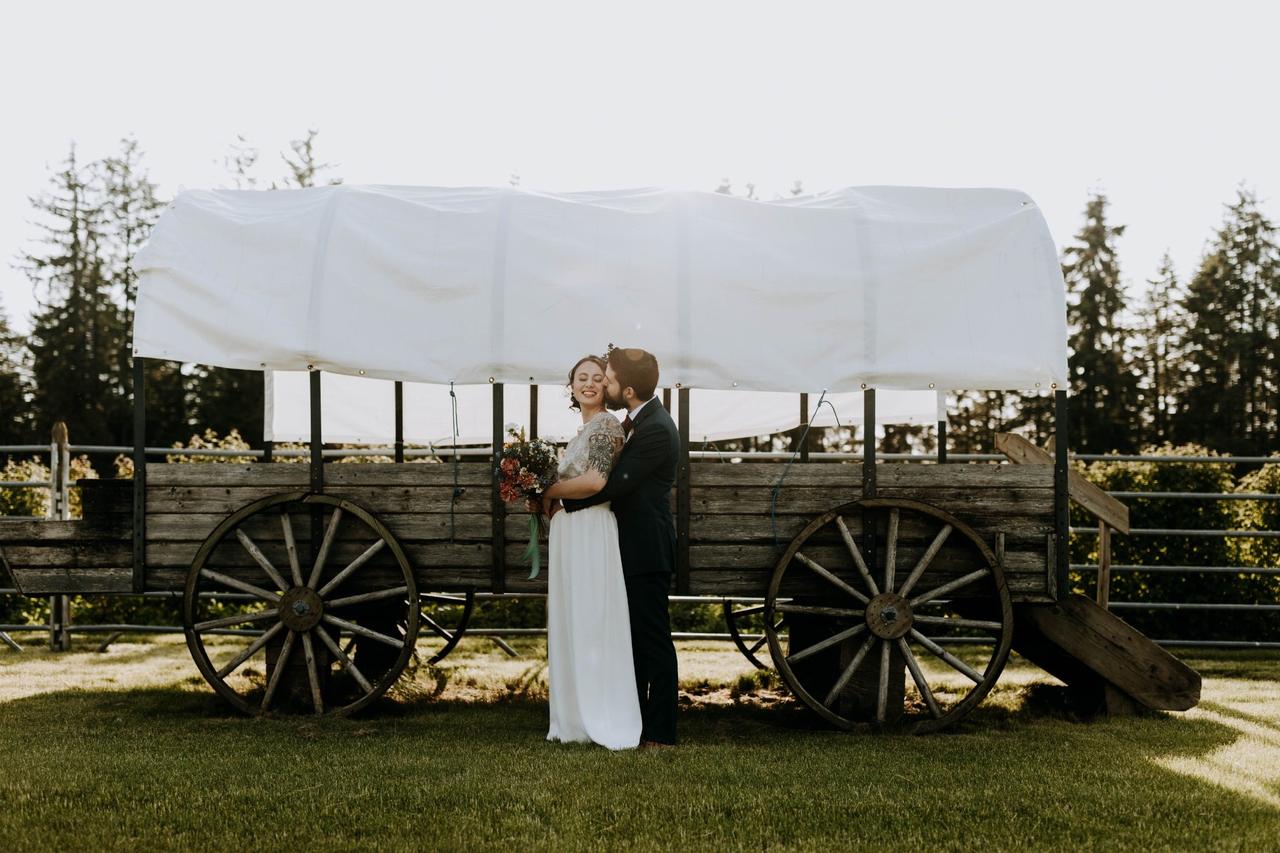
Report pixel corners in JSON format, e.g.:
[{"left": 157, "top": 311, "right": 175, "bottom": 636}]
[{"left": 542, "top": 492, "right": 561, "bottom": 519}]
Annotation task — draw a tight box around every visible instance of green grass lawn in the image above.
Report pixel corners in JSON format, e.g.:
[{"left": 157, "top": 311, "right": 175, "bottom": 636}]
[{"left": 1, "top": 637, "right": 1278, "bottom": 851}]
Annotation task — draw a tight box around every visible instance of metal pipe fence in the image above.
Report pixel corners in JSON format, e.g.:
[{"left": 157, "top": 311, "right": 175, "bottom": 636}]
[{"left": 2, "top": 445, "right": 1277, "bottom": 653}]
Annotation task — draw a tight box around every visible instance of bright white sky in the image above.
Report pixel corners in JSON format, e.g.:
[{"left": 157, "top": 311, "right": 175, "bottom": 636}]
[{"left": 2, "top": 0, "right": 1276, "bottom": 335}]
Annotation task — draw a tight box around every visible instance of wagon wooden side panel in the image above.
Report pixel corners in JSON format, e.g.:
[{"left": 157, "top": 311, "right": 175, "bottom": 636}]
[{"left": 684, "top": 462, "right": 1056, "bottom": 602}]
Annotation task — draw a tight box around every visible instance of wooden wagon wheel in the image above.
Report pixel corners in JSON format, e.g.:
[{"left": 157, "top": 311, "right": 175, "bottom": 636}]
[
  {"left": 182, "top": 492, "right": 419, "bottom": 717},
  {"left": 722, "top": 599, "right": 787, "bottom": 670},
  {"left": 418, "top": 590, "right": 476, "bottom": 664},
  {"left": 765, "top": 497, "right": 1012, "bottom": 734}
]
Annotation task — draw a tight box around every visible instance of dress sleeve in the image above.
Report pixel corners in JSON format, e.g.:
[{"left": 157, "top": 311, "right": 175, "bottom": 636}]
[{"left": 584, "top": 414, "right": 624, "bottom": 478}]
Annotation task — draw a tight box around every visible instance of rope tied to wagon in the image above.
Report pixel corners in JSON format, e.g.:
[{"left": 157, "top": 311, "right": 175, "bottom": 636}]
[{"left": 770, "top": 390, "right": 842, "bottom": 552}]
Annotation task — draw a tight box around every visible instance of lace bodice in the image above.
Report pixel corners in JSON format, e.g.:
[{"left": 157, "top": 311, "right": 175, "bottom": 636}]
[{"left": 557, "top": 411, "right": 625, "bottom": 480}]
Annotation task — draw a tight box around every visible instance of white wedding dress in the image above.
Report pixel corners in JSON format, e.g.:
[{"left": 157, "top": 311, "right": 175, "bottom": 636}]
[{"left": 546, "top": 411, "right": 643, "bottom": 750}]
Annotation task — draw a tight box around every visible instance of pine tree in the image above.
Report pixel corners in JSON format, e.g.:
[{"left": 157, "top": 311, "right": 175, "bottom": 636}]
[
  {"left": 0, "top": 297, "right": 32, "bottom": 445},
  {"left": 22, "top": 145, "right": 129, "bottom": 446},
  {"left": 98, "top": 138, "right": 189, "bottom": 445},
  {"left": 1060, "top": 192, "right": 1141, "bottom": 453},
  {"left": 222, "top": 134, "right": 260, "bottom": 189},
  {"left": 1135, "top": 253, "right": 1183, "bottom": 445},
  {"left": 276, "top": 129, "right": 341, "bottom": 189},
  {"left": 1176, "top": 188, "right": 1280, "bottom": 455}
]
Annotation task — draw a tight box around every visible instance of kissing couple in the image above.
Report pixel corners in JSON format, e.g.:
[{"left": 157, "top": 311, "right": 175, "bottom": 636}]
[{"left": 537, "top": 347, "right": 679, "bottom": 750}]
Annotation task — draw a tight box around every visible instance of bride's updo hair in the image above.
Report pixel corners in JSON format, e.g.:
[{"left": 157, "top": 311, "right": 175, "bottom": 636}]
[{"left": 566, "top": 355, "right": 608, "bottom": 411}]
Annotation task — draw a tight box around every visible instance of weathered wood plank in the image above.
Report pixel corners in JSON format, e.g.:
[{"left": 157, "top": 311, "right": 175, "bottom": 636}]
[
  {"left": 2, "top": 565, "right": 133, "bottom": 595},
  {"left": 689, "top": 485, "right": 1052, "bottom": 516},
  {"left": 684, "top": 570, "right": 1051, "bottom": 600},
  {"left": 685, "top": 543, "right": 1048, "bottom": 575},
  {"left": 0, "top": 519, "right": 129, "bottom": 542},
  {"left": 994, "top": 433, "right": 1129, "bottom": 532},
  {"left": 147, "top": 486, "right": 495, "bottom": 515},
  {"left": 1014, "top": 594, "right": 1199, "bottom": 710},
  {"left": 2, "top": 543, "right": 135, "bottom": 568},
  {"left": 145, "top": 462, "right": 492, "bottom": 487},
  {"left": 145, "top": 512, "right": 518, "bottom": 543},
  {"left": 689, "top": 462, "right": 1051, "bottom": 489}
]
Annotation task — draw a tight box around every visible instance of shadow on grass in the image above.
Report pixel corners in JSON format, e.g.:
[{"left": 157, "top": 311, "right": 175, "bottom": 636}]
[{"left": 5, "top": 680, "right": 1279, "bottom": 851}]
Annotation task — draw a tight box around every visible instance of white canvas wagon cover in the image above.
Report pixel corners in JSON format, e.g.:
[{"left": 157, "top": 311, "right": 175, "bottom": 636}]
[{"left": 133, "top": 184, "right": 1068, "bottom": 392}]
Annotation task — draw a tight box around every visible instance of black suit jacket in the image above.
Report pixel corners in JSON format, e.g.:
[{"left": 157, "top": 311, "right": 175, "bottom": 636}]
[{"left": 563, "top": 398, "right": 679, "bottom": 578}]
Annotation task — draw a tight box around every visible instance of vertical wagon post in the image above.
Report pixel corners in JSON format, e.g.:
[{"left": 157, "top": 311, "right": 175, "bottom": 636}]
[
  {"left": 491, "top": 381, "right": 506, "bottom": 594},
  {"left": 1053, "top": 389, "right": 1070, "bottom": 597},
  {"left": 132, "top": 356, "right": 146, "bottom": 595},
  {"left": 48, "top": 421, "right": 71, "bottom": 650}
]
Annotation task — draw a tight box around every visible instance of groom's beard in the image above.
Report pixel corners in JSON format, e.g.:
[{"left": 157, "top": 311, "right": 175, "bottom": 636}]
[{"left": 604, "top": 388, "right": 626, "bottom": 410}]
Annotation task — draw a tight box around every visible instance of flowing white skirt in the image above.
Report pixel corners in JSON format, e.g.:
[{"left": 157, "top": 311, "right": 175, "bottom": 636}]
[{"left": 546, "top": 503, "right": 643, "bottom": 750}]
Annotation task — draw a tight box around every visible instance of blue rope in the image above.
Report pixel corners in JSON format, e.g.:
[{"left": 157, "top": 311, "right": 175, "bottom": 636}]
[
  {"left": 449, "top": 381, "right": 462, "bottom": 542},
  {"left": 770, "top": 391, "right": 843, "bottom": 551}
]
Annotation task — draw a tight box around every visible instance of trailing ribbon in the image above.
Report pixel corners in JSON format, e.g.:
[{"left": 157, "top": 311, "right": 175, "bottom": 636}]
[{"left": 523, "top": 513, "right": 545, "bottom": 579}]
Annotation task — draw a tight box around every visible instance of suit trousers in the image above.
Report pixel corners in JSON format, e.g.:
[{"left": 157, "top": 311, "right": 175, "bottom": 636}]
[{"left": 624, "top": 571, "right": 679, "bottom": 744}]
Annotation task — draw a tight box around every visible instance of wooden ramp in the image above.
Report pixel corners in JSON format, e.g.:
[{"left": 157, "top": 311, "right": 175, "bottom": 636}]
[{"left": 1013, "top": 594, "right": 1201, "bottom": 713}]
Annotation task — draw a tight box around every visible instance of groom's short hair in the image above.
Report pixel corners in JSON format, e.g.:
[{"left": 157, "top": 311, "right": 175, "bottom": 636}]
[{"left": 609, "top": 347, "right": 659, "bottom": 401}]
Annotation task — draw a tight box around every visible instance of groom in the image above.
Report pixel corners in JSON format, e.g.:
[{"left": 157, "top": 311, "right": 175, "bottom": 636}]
[{"left": 561, "top": 346, "right": 680, "bottom": 747}]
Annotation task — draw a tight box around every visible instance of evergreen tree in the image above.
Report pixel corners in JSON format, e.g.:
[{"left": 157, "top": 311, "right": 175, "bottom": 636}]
[
  {"left": 222, "top": 134, "right": 260, "bottom": 189},
  {"left": 1176, "top": 187, "right": 1280, "bottom": 455},
  {"left": 1135, "top": 253, "right": 1183, "bottom": 445},
  {"left": 99, "top": 138, "right": 188, "bottom": 446},
  {"left": 0, "top": 297, "right": 32, "bottom": 445},
  {"left": 1060, "top": 192, "right": 1141, "bottom": 453},
  {"left": 276, "top": 129, "right": 341, "bottom": 189},
  {"left": 22, "top": 145, "right": 129, "bottom": 446}
]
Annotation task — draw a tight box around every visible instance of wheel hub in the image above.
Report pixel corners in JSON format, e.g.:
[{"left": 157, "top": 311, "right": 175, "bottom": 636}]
[
  {"left": 279, "top": 586, "right": 324, "bottom": 632},
  {"left": 865, "top": 592, "right": 913, "bottom": 640}
]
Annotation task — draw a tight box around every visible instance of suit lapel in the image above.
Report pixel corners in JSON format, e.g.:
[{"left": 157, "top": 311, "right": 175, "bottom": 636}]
[{"left": 620, "top": 398, "right": 660, "bottom": 454}]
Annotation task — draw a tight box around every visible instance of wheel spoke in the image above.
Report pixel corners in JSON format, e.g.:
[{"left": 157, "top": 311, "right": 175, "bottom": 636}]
[
  {"left": 316, "top": 624, "right": 374, "bottom": 694},
  {"left": 794, "top": 552, "right": 869, "bottom": 605},
  {"left": 421, "top": 613, "right": 455, "bottom": 641},
  {"left": 322, "top": 614, "right": 405, "bottom": 649},
  {"left": 883, "top": 508, "right": 900, "bottom": 593},
  {"left": 835, "top": 516, "right": 879, "bottom": 597},
  {"left": 261, "top": 629, "right": 296, "bottom": 711},
  {"left": 774, "top": 604, "right": 864, "bottom": 619},
  {"left": 235, "top": 529, "right": 290, "bottom": 593},
  {"left": 786, "top": 623, "right": 866, "bottom": 665},
  {"left": 200, "top": 569, "right": 281, "bottom": 603},
  {"left": 824, "top": 634, "right": 876, "bottom": 707},
  {"left": 899, "top": 637, "right": 942, "bottom": 718},
  {"left": 909, "top": 629, "right": 984, "bottom": 684},
  {"left": 195, "top": 608, "right": 279, "bottom": 632},
  {"left": 301, "top": 631, "right": 324, "bottom": 715},
  {"left": 327, "top": 585, "right": 410, "bottom": 609},
  {"left": 307, "top": 507, "right": 345, "bottom": 589},
  {"left": 909, "top": 568, "right": 991, "bottom": 608},
  {"left": 913, "top": 615, "right": 1003, "bottom": 632},
  {"left": 317, "top": 539, "right": 387, "bottom": 597},
  {"left": 421, "top": 593, "right": 468, "bottom": 605},
  {"left": 876, "top": 639, "right": 891, "bottom": 723},
  {"left": 280, "top": 511, "right": 305, "bottom": 587},
  {"left": 896, "top": 524, "right": 954, "bottom": 599},
  {"left": 730, "top": 603, "right": 767, "bottom": 619},
  {"left": 215, "top": 622, "right": 285, "bottom": 679}
]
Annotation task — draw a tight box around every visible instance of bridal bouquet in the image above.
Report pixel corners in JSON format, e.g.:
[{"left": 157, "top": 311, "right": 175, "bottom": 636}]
[{"left": 498, "top": 427, "right": 559, "bottom": 578}]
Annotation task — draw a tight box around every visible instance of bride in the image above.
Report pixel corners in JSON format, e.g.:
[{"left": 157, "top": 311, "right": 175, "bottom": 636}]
[{"left": 538, "top": 355, "right": 643, "bottom": 750}]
